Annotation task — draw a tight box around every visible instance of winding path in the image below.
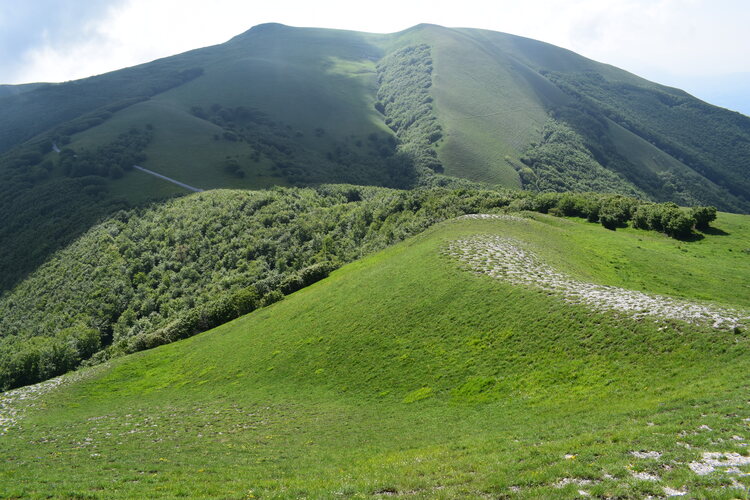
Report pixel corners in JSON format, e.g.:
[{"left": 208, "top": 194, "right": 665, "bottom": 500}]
[{"left": 133, "top": 165, "right": 203, "bottom": 193}]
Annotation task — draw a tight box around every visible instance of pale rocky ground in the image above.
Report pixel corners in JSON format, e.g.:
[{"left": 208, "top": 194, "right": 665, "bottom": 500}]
[
  {"left": 444, "top": 232, "right": 749, "bottom": 330},
  {"left": 447, "top": 221, "right": 750, "bottom": 496},
  {"left": 0, "top": 366, "right": 102, "bottom": 435},
  {"left": 0, "top": 377, "right": 65, "bottom": 435}
]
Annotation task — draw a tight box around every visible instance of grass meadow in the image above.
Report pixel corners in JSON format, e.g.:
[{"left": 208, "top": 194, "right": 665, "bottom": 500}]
[{"left": 2, "top": 214, "right": 749, "bottom": 498}]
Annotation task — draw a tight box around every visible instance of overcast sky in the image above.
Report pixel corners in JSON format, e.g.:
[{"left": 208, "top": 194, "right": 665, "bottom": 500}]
[{"left": 1, "top": 0, "right": 748, "bottom": 115}]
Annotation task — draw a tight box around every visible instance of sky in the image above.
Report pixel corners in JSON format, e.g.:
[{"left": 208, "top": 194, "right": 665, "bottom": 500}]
[{"left": 1, "top": 0, "right": 748, "bottom": 115}]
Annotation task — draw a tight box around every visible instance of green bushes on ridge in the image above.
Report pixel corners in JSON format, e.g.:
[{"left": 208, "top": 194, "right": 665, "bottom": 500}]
[
  {"left": 632, "top": 202, "right": 699, "bottom": 238},
  {"left": 518, "top": 191, "right": 715, "bottom": 238},
  {"left": 0, "top": 325, "right": 100, "bottom": 389},
  {"left": 0, "top": 186, "right": 719, "bottom": 390}
]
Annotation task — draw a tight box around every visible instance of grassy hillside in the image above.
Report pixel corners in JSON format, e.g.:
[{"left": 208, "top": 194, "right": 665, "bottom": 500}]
[
  {"left": 2, "top": 24, "right": 748, "bottom": 203},
  {"left": 410, "top": 25, "right": 566, "bottom": 186},
  {"left": 1, "top": 22, "right": 749, "bottom": 291},
  {"left": 0, "top": 184, "right": 724, "bottom": 390},
  {"left": 2, "top": 213, "right": 749, "bottom": 498}
]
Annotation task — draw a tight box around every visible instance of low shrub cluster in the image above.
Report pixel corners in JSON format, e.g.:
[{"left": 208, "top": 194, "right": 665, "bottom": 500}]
[
  {"left": 515, "top": 191, "right": 716, "bottom": 237},
  {"left": 0, "top": 325, "right": 100, "bottom": 389}
]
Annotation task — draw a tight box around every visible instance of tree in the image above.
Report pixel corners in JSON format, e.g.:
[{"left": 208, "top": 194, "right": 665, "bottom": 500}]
[{"left": 691, "top": 206, "right": 717, "bottom": 230}]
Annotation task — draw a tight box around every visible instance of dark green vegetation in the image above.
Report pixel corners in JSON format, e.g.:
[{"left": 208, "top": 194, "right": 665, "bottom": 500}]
[
  {"left": 2, "top": 215, "right": 749, "bottom": 498},
  {"left": 1, "top": 23, "right": 749, "bottom": 292},
  {"left": 376, "top": 44, "right": 443, "bottom": 176},
  {"left": 189, "top": 102, "right": 408, "bottom": 186},
  {"left": 59, "top": 127, "right": 152, "bottom": 179},
  {"left": 545, "top": 70, "right": 750, "bottom": 209},
  {"left": 0, "top": 185, "right": 721, "bottom": 390},
  {"left": 518, "top": 120, "right": 643, "bottom": 196}
]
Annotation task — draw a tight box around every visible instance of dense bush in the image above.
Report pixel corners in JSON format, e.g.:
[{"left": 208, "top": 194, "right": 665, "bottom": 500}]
[
  {"left": 0, "top": 325, "right": 100, "bottom": 389},
  {"left": 376, "top": 44, "right": 444, "bottom": 177},
  {"left": 632, "top": 202, "right": 701, "bottom": 238},
  {"left": 691, "top": 206, "right": 718, "bottom": 230},
  {"left": 519, "top": 120, "right": 643, "bottom": 197}
]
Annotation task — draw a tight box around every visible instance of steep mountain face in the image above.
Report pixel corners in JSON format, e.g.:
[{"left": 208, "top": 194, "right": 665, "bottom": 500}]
[{"left": 1, "top": 23, "right": 749, "bottom": 290}]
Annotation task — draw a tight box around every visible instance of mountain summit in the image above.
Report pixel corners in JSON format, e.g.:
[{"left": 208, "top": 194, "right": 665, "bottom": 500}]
[{"left": 0, "top": 23, "right": 748, "bottom": 287}]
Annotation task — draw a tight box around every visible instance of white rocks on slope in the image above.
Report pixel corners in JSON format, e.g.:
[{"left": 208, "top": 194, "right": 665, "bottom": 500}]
[
  {"left": 0, "top": 366, "right": 101, "bottom": 435},
  {"left": 689, "top": 452, "right": 750, "bottom": 475},
  {"left": 445, "top": 235, "right": 749, "bottom": 330},
  {"left": 0, "top": 376, "right": 65, "bottom": 434}
]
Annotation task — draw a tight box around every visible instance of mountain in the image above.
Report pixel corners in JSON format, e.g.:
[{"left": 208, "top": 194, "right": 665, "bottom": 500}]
[
  {"left": 2, "top": 23, "right": 750, "bottom": 497},
  {"left": 1, "top": 23, "right": 749, "bottom": 292},
  {"left": 2, "top": 212, "right": 749, "bottom": 498}
]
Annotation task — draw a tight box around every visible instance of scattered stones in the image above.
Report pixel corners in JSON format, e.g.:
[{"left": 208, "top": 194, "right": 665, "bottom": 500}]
[
  {"left": 631, "top": 451, "right": 663, "bottom": 459},
  {"left": 662, "top": 486, "right": 687, "bottom": 497},
  {"left": 457, "top": 214, "right": 528, "bottom": 223},
  {"left": 554, "top": 478, "right": 593, "bottom": 488},
  {"left": 689, "top": 452, "right": 750, "bottom": 475},
  {"left": 0, "top": 366, "right": 101, "bottom": 434},
  {"left": 444, "top": 235, "right": 749, "bottom": 330},
  {"left": 0, "top": 376, "right": 65, "bottom": 434},
  {"left": 631, "top": 471, "right": 660, "bottom": 481}
]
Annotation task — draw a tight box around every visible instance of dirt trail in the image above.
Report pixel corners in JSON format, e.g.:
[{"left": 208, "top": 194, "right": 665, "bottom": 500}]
[{"left": 133, "top": 165, "right": 203, "bottom": 192}]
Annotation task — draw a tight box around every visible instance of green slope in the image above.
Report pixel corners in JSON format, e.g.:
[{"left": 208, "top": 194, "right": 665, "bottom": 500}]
[
  {"left": 0, "top": 184, "right": 730, "bottom": 391},
  {"left": 2, "top": 214, "right": 749, "bottom": 498},
  {"left": 2, "top": 22, "right": 748, "bottom": 199},
  {"left": 1, "top": 23, "right": 750, "bottom": 292}
]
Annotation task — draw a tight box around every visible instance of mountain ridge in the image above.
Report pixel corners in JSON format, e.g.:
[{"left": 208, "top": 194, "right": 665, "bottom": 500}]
[{"left": 0, "top": 22, "right": 748, "bottom": 292}]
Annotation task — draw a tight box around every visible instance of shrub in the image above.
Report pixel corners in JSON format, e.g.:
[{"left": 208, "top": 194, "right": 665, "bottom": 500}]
[
  {"left": 599, "top": 196, "right": 637, "bottom": 230},
  {"left": 691, "top": 206, "right": 717, "bottom": 230},
  {"left": 664, "top": 210, "right": 695, "bottom": 238}
]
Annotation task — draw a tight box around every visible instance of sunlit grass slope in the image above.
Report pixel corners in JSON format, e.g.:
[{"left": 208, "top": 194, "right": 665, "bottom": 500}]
[
  {"left": 68, "top": 24, "right": 391, "bottom": 196},
  {"left": 2, "top": 214, "right": 749, "bottom": 499},
  {"left": 400, "top": 25, "right": 564, "bottom": 186}
]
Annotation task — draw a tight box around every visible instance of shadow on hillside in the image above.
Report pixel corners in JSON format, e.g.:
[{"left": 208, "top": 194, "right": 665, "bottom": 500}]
[
  {"left": 678, "top": 232, "right": 705, "bottom": 242},
  {"left": 676, "top": 225, "right": 730, "bottom": 242},
  {"left": 700, "top": 226, "right": 730, "bottom": 236}
]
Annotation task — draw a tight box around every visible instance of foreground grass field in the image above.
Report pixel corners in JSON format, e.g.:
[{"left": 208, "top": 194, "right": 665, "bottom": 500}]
[{"left": 2, "top": 214, "right": 749, "bottom": 498}]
